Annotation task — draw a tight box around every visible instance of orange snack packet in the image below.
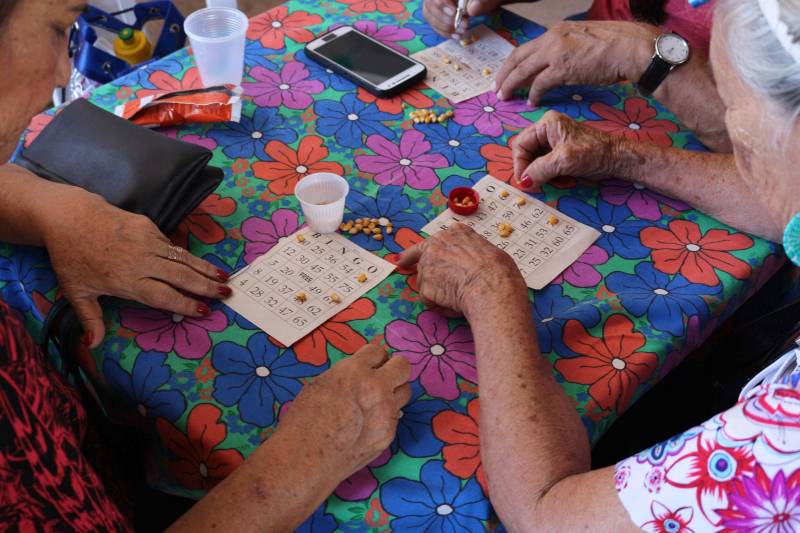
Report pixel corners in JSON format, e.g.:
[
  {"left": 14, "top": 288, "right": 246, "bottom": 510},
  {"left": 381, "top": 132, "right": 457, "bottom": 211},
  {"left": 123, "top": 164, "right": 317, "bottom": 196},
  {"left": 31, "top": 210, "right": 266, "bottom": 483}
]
[{"left": 114, "top": 84, "right": 242, "bottom": 127}]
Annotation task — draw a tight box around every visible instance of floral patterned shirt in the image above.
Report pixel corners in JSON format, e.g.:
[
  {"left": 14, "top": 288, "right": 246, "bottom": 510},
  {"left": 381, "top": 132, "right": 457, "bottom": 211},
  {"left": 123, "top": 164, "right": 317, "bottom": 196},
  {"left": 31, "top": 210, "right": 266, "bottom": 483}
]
[{"left": 616, "top": 376, "right": 800, "bottom": 532}]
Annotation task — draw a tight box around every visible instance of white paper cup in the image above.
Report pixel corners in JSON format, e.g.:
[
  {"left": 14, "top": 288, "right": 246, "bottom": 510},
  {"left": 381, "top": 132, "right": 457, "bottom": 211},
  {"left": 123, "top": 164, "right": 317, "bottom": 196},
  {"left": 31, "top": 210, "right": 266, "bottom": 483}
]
[
  {"left": 184, "top": 7, "right": 248, "bottom": 87},
  {"left": 295, "top": 173, "right": 350, "bottom": 234}
]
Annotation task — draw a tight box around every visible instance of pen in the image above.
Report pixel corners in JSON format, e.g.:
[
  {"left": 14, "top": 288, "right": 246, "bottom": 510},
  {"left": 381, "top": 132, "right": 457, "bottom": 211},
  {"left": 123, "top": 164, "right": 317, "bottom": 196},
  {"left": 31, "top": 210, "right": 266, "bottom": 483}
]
[{"left": 454, "top": 0, "right": 467, "bottom": 34}]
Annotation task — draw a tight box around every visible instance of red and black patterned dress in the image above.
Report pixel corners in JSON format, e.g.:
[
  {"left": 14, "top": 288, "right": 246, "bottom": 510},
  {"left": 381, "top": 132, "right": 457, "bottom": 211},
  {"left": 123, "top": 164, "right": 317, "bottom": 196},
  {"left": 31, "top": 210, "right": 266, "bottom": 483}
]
[{"left": 0, "top": 298, "right": 130, "bottom": 532}]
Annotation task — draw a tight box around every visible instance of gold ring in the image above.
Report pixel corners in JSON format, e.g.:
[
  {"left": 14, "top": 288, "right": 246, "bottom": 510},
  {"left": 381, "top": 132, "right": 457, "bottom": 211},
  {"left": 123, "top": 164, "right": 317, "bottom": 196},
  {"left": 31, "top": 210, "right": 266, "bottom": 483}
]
[{"left": 167, "top": 244, "right": 184, "bottom": 262}]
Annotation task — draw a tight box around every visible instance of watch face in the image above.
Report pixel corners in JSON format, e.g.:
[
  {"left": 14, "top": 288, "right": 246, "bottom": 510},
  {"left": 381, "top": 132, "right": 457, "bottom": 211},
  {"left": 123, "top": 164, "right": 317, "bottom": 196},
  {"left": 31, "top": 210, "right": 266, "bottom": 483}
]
[{"left": 656, "top": 34, "right": 690, "bottom": 65}]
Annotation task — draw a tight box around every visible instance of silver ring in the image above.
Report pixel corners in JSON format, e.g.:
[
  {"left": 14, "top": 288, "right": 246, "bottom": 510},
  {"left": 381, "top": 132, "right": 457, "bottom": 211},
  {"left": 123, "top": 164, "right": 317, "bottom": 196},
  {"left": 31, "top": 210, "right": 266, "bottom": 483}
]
[{"left": 167, "top": 244, "right": 184, "bottom": 262}]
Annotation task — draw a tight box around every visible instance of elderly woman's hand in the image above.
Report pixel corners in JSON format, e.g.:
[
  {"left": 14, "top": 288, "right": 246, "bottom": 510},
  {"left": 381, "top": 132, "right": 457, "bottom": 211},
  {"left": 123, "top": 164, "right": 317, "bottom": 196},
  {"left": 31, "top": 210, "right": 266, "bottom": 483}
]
[
  {"left": 399, "top": 223, "right": 525, "bottom": 316},
  {"left": 513, "top": 110, "right": 622, "bottom": 189},
  {"left": 43, "top": 189, "right": 231, "bottom": 348},
  {"left": 280, "top": 343, "right": 412, "bottom": 481},
  {"left": 423, "top": 0, "right": 505, "bottom": 38},
  {"left": 494, "top": 21, "right": 658, "bottom": 104}
]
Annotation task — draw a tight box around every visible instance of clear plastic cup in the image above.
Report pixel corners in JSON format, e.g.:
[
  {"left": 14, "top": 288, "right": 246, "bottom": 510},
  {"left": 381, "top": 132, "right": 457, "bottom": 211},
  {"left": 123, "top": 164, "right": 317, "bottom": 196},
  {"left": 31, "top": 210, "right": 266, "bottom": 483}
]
[
  {"left": 294, "top": 173, "right": 350, "bottom": 234},
  {"left": 184, "top": 7, "right": 248, "bottom": 87}
]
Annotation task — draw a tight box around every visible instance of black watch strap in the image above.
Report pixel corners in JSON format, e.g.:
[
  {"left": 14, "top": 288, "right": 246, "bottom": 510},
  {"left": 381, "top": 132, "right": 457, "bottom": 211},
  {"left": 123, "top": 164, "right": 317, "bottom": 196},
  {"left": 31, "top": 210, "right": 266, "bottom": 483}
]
[{"left": 637, "top": 56, "right": 673, "bottom": 96}]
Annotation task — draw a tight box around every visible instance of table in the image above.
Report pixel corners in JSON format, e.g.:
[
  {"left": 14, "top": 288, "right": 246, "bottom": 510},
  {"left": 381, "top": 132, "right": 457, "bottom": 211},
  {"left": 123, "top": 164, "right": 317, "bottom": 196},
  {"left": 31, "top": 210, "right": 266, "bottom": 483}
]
[{"left": 2, "top": 1, "right": 783, "bottom": 530}]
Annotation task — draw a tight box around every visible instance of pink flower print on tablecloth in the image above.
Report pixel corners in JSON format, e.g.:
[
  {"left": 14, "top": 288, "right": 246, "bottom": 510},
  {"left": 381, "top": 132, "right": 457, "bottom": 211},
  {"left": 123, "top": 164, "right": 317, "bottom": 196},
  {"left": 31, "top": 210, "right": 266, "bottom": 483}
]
[
  {"left": 454, "top": 92, "right": 531, "bottom": 137},
  {"left": 553, "top": 245, "right": 609, "bottom": 288},
  {"left": 243, "top": 62, "right": 323, "bottom": 110},
  {"left": 120, "top": 307, "right": 227, "bottom": 359},
  {"left": 355, "top": 130, "right": 448, "bottom": 190},
  {"left": 240, "top": 208, "right": 299, "bottom": 264},
  {"left": 601, "top": 179, "right": 689, "bottom": 221}
]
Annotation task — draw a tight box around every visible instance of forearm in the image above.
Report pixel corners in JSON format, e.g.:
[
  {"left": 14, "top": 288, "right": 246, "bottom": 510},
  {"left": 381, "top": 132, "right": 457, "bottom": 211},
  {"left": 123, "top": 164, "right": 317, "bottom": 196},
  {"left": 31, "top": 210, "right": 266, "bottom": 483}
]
[
  {"left": 168, "top": 426, "right": 339, "bottom": 533},
  {"left": 464, "top": 279, "right": 591, "bottom": 530},
  {"left": 0, "top": 163, "right": 67, "bottom": 245},
  {"left": 612, "top": 141, "right": 781, "bottom": 241}
]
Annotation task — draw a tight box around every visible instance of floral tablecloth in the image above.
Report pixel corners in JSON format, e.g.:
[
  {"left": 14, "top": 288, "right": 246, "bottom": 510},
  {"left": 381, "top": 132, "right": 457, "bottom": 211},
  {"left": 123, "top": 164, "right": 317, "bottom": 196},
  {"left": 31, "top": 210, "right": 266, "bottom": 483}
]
[{"left": 2, "top": 0, "right": 784, "bottom": 530}]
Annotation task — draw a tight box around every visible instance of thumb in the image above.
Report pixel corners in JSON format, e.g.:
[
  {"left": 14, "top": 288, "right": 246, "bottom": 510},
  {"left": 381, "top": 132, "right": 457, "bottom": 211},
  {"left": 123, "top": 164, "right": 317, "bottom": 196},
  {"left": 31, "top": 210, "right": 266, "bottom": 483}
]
[
  {"left": 398, "top": 242, "right": 426, "bottom": 270},
  {"left": 519, "top": 148, "right": 565, "bottom": 190},
  {"left": 467, "top": 0, "right": 502, "bottom": 16},
  {"left": 69, "top": 295, "right": 106, "bottom": 349}
]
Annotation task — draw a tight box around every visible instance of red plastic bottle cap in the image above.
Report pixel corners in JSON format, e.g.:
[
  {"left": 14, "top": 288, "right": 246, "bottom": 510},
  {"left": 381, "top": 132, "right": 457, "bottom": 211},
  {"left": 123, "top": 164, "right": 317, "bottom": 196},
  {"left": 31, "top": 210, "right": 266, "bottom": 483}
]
[{"left": 448, "top": 187, "right": 480, "bottom": 215}]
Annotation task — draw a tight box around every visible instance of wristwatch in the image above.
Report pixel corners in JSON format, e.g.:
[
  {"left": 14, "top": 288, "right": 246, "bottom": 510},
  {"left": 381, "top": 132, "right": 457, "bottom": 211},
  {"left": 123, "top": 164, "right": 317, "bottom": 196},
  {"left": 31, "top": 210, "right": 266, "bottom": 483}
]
[{"left": 636, "top": 33, "right": 690, "bottom": 96}]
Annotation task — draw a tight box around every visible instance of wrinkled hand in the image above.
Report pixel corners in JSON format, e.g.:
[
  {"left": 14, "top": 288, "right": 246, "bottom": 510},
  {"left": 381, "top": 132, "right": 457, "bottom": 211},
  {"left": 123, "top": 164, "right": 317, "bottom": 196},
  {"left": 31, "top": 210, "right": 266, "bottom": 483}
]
[
  {"left": 423, "top": 0, "right": 506, "bottom": 38},
  {"left": 399, "top": 223, "right": 523, "bottom": 316},
  {"left": 43, "top": 189, "right": 231, "bottom": 348},
  {"left": 513, "top": 111, "right": 622, "bottom": 190},
  {"left": 494, "top": 20, "right": 658, "bottom": 104},
  {"left": 280, "top": 343, "right": 412, "bottom": 481}
]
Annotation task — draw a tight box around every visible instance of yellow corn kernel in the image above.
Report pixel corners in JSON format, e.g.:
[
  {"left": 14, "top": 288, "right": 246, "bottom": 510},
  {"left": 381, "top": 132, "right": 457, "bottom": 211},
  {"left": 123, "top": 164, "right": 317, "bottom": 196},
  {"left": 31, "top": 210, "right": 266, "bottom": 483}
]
[
  {"left": 386, "top": 226, "right": 394, "bottom": 235},
  {"left": 459, "top": 39, "right": 469, "bottom": 47},
  {"left": 296, "top": 234, "right": 306, "bottom": 243},
  {"left": 339, "top": 223, "right": 348, "bottom": 231},
  {"left": 548, "top": 215, "right": 559, "bottom": 226},
  {"left": 481, "top": 67, "right": 492, "bottom": 77},
  {"left": 445, "top": 110, "right": 454, "bottom": 117},
  {"left": 348, "top": 227, "right": 359, "bottom": 235},
  {"left": 363, "top": 227, "right": 372, "bottom": 235},
  {"left": 442, "top": 56, "right": 451, "bottom": 64},
  {"left": 357, "top": 273, "right": 368, "bottom": 283},
  {"left": 453, "top": 64, "right": 461, "bottom": 71},
  {"left": 372, "top": 227, "right": 382, "bottom": 234},
  {"left": 499, "top": 189, "right": 509, "bottom": 199},
  {"left": 295, "top": 292, "right": 307, "bottom": 303},
  {"left": 515, "top": 196, "right": 527, "bottom": 206},
  {"left": 330, "top": 293, "right": 342, "bottom": 304},
  {"left": 378, "top": 217, "right": 390, "bottom": 226},
  {"left": 373, "top": 233, "right": 384, "bottom": 241}
]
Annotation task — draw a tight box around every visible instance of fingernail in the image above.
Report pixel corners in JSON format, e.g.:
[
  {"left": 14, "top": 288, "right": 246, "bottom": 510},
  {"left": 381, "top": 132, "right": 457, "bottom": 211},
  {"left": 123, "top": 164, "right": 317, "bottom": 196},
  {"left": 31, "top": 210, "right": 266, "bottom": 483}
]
[
  {"left": 443, "top": 6, "right": 454, "bottom": 15},
  {"left": 197, "top": 303, "right": 211, "bottom": 316},
  {"left": 527, "top": 99, "right": 534, "bottom": 107},
  {"left": 491, "top": 81, "right": 497, "bottom": 92},
  {"left": 81, "top": 331, "right": 94, "bottom": 346},
  {"left": 216, "top": 269, "right": 230, "bottom": 282},
  {"left": 519, "top": 174, "right": 533, "bottom": 188},
  {"left": 496, "top": 90, "right": 504, "bottom": 101},
  {"left": 218, "top": 285, "right": 233, "bottom": 297}
]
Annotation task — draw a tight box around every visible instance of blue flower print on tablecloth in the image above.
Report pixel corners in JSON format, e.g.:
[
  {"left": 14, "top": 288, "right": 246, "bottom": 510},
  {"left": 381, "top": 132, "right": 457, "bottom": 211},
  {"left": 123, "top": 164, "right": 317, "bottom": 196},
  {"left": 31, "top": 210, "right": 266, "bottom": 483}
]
[
  {"left": 381, "top": 460, "right": 490, "bottom": 532},
  {"left": 393, "top": 382, "right": 447, "bottom": 458},
  {"left": 0, "top": 249, "right": 56, "bottom": 316},
  {"left": 407, "top": 5, "right": 447, "bottom": 47},
  {"left": 315, "top": 93, "right": 400, "bottom": 149},
  {"left": 244, "top": 40, "right": 281, "bottom": 72},
  {"left": 112, "top": 58, "right": 184, "bottom": 89},
  {"left": 211, "top": 333, "right": 326, "bottom": 427},
  {"left": 414, "top": 122, "right": 490, "bottom": 169},
  {"left": 441, "top": 171, "right": 488, "bottom": 197},
  {"left": 296, "top": 502, "right": 337, "bottom": 533},
  {"left": 102, "top": 352, "right": 186, "bottom": 422},
  {"left": 206, "top": 107, "right": 297, "bottom": 159},
  {"left": 532, "top": 284, "right": 601, "bottom": 356},
  {"left": 539, "top": 85, "right": 620, "bottom": 120},
  {"left": 345, "top": 186, "right": 429, "bottom": 253},
  {"left": 606, "top": 262, "right": 720, "bottom": 336},
  {"left": 558, "top": 197, "right": 651, "bottom": 259},
  {"left": 295, "top": 50, "right": 356, "bottom": 92},
  {"left": 500, "top": 9, "right": 546, "bottom": 41}
]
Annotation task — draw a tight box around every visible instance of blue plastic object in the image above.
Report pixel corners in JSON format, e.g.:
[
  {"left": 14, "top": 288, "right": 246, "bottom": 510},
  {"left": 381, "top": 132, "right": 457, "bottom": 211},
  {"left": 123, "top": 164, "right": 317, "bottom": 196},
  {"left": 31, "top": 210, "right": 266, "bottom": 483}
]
[{"left": 69, "top": 1, "right": 186, "bottom": 84}]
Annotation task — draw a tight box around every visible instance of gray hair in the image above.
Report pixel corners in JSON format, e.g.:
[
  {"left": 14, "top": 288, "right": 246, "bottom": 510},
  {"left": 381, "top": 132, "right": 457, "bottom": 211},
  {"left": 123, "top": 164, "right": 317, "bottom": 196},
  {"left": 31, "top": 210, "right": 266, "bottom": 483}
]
[{"left": 718, "top": 0, "right": 800, "bottom": 129}]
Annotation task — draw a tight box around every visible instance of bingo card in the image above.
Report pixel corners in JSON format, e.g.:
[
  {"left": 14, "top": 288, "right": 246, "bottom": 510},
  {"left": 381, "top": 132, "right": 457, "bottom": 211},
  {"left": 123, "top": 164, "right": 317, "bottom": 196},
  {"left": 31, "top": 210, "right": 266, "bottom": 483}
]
[
  {"left": 225, "top": 228, "right": 395, "bottom": 347},
  {"left": 422, "top": 175, "right": 600, "bottom": 290},
  {"left": 412, "top": 25, "right": 515, "bottom": 103}
]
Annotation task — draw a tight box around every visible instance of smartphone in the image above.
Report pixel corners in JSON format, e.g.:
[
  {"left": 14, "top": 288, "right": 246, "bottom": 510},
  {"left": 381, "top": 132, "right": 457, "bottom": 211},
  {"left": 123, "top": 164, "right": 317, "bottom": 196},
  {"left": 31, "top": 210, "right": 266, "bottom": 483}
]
[{"left": 305, "top": 26, "right": 426, "bottom": 98}]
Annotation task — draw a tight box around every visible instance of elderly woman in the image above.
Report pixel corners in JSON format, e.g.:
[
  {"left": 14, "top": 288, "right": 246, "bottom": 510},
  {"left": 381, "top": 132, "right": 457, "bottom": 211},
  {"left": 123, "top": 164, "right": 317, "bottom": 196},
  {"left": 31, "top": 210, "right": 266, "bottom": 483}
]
[
  {"left": 403, "top": 0, "right": 800, "bottom": 530},
  {"left": 0, "top": 1, "right": 409, "bottom": 530},
  {"left": 424, "top": 0, "right": 731, "bottom": 151}
]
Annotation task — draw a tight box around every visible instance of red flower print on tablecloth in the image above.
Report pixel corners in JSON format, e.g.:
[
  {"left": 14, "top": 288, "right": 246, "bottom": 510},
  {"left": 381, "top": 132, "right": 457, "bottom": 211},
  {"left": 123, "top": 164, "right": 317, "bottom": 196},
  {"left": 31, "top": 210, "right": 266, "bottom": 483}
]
[
  {"left": 171, "top": 194, "right": 236, "bottom": 248},
  {"left": 252, "top": 136, "right": 344, "bottom": 197},
  {"left": 385, "top": 227, "right": 423, "bottom": 292},
  {"left": 588, "top": 98, "right": 678, "bottom": 146},
  {"left": 555, "top": 314, "right": 657, "bottom": 413},
  {"left": 247, "top": 6, "right": 321, "bottom": 49},
  {"left": 119, "top": 307, "right": 227, "bottom": 359},
  {"left": 136, "top": 68, "right": 202, "bottom": 98},
  {"left": 339, "top": 0, "right": 408, "bottom": 15},
  {"left": 385, "top": 310, "right": 477, "bottom": 400},
  {"left": 156, "top": 403, "right": 244, "bottom": 491},
  {"left": 643, "top": 501, "right": 695, "bottom": 533},
  {"left": 243, "top": 62, "right": 324, "bottom": 110},
  {"left": 294, "top": 298, "right": 376, "bottom": 366},
  {"left": 641, "top": 220, "right": 753, "bottom": 286},
  {"left": 665, "top": 437, "right": 755, "bottom": 523},
  {"left": 23, "top": 113, "right": 54, "bottom": 147},
  {"left": 356, "top": 85, "right": 433, "bottom": 115},
  {"left": 480, "top": 140, "right": 514, "bottom": 183},
  {"left": 432, "top": 398, "right": 488, "bottom": 494},
  {"left": 240, "top": 208, "right": 299, "bottom": 264}
]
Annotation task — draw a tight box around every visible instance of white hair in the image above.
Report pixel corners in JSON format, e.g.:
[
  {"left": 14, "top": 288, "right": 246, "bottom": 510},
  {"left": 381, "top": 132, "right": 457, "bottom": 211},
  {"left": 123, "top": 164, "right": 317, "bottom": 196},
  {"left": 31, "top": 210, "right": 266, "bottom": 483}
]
[{"left": 718, "top": 0, "right": 800, "bottom": 130}]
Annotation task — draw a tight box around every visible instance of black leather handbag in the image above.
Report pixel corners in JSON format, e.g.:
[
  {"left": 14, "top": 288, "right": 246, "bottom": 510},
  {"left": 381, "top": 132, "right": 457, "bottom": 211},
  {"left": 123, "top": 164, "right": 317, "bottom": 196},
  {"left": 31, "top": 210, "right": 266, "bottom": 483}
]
[{"left": 16, "top": 98, "right": 223, "bottom": 386}]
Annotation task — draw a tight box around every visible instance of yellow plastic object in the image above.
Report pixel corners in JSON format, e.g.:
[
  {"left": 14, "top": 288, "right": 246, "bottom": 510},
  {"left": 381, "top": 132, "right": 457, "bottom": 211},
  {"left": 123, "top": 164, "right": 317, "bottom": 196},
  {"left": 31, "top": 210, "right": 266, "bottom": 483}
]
[{"left": 113, "top": 27, "right": 153, "bottom": 65}]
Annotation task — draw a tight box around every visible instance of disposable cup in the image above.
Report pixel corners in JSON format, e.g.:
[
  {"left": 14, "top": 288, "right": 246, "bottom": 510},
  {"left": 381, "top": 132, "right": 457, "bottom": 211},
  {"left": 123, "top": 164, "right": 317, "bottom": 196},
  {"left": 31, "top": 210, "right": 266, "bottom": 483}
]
[
  {"left": 295, "top": 173, "right": 350, "bottom": 234},
  {"left": 184, "top": 7, "right": 248, "bottom": 87}
]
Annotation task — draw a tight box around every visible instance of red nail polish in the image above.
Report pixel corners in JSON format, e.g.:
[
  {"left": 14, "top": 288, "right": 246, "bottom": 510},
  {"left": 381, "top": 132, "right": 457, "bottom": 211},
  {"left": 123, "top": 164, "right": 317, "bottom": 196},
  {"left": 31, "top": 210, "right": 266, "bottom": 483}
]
[
  {"left": 519, "top": 174, "right": 533, "bottom": 188},
  {"left": 216, "top": 269, "right": 230, "bottom": 282},
  {"left": 218, "top": 285, "right": 232, "bottom": 297},
  {"left": 197, "top": 304, "right": 211, "bottom": 316},
  {"left": 81, "top": 331, "right": 94, "bottom": 346}
]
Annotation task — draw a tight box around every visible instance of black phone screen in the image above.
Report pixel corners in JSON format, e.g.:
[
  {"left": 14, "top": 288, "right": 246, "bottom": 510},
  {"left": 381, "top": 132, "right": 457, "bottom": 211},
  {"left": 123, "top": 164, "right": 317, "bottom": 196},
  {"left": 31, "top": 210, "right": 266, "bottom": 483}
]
[{"left": 314, "top": 30, "right": 417, "bottom": 86}]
